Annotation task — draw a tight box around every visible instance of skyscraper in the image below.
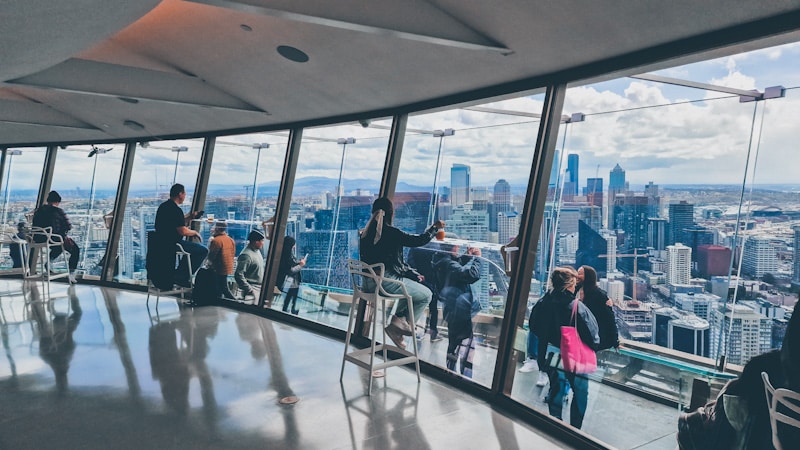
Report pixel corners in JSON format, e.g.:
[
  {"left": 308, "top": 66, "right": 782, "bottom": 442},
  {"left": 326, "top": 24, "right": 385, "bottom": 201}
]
[
  {"left": 613, "top": 194, "right": 650, "bottom": 251},
  {"left": 647, "top": 217, "right": 668, "bottom": 251},
  {"left": 450, "top": 164, "right": 470, "bottom": 207},
  {"left": 794, "top": 226, "right": 800, "bottom": 286},
  {"left": 741, "top": 235, "right": 778, "bottom": 278},
  {"left": 666, "top": 243, "right": 691, "bottom": 286},
  {"left": 607, "top": 164, "right": 626, "bottom": 228},
  {"left": 566, "top": 153, "right": 579, "bottom": 196},
  {"left": 490, "top": 179, "right": 514, "bottom": 232},
  {"left": 668, "top": 201, "right": 694, "bottom": 246},
  {"left": 710, "top": 304, "right": 772, "bottom": 365},
  {"left": 585, "top": 177, "right": 603, "bottom": 208}
]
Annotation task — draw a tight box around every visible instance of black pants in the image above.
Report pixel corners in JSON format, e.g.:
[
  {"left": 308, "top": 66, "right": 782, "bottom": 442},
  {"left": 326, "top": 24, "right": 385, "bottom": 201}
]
[
  {"left": 428, "top": 294, "right": 439, "bottom": 337},
  {"left": 49, "top": 240, "right": 80, "bottom": 271},
  {"left": 216, "top": 274, "right": 234, "bottom": 299},
  {"left": 282, "top": 287, "right": 299, "bottom": 312}
]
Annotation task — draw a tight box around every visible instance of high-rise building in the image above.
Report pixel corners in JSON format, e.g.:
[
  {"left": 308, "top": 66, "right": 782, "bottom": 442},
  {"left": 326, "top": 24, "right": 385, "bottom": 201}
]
[
  {"left": 668, "top": 201, "right": 694, "bottom": 246},
  {"left": 450, "top": 164, "right": 471, "bottom": 207},
  {"left": 647, "top": 217, "right": 668, "bottom": 251},
  {"left": 449, "top": 204, "right": 489, "bottom": 241},
  {"left": 607, "top": 164, "right": 626, "bottom": 228},
  {"left": 673, "top": 292, "right": 719, "bottom": 320},
  {"left": 297, "top": 229, "right": 359, "bottom": 289},
  {"left": 613, "top": 194, "right": 650, "bottom": 251},
  {"left": 498, "top": 211, "right": 519, "bottom": 245},
  {"left": 684, "top": 225, "right": 716, "bottom": 262},
  {"left": 697, "top": 245, "right": 731, "bottom": 278},
  {"left": 566, "top": 153, "right": 579, "bottom": 196},
  {"left": 576, "top": 220, "right": 610, "bottom": 277},
  {"left": 670, "top": 316, "right": 710, "bottom": 358},
  {"left": 710, "top": 304, "right": 772, "bottom": 366},
  {"left": 741, "top": 235, "right": 778, "bottom": 278},
  {"left": 666, "top": 243, "right": 691, "bottom": 286},
  {"left": 490, "top": 179, "right": 514, "bottom": 232}
]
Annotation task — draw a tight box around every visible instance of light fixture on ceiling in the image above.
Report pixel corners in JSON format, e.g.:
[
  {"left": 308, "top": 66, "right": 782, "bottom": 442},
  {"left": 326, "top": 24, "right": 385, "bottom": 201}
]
[
  {"left": 123, "top": 120, "right": 145, "bottom": 131},
  {"left": 358, "top": 119, "right": 371, "bottom": 128},
  {"left": 240, "top": 24, "right": 252, "bottom": 32},
  {"left": 118, "top": 97, "right": 139, "bottom": 104},
  {"left": 277, "top": 45, "right": 309, "bottom": 63}
]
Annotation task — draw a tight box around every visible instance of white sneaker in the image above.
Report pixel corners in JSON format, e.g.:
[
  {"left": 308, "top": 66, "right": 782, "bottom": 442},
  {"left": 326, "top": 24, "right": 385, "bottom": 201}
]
[
  {"left": 536, "top": 371, "right": 549, "bottom": 387},
  {"left": 519, "top": 359, "right": 539, "bottom": 373}
]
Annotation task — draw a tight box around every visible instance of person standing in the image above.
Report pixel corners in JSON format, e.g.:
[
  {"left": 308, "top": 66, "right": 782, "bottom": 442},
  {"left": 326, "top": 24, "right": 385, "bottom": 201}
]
[
  {"left": 277, "top": 236, "right": 305, "bottom": 314},
  {"left": 206, "top": 221, "right": 236, "bottom": 299},
  {"left": 577, "top": 265, "right": 620, "bottom": 350},
  {"left": 359, "top": 197, "right": 444, "bottom": 350},
  {"left": 531, "top": 266, "right": 599, "bottom": 429},
  {"left": 235, "top": 229, "right": 265, "bottom": 301},
  {"left": 153, "top": 183, "right": 207, "bottom": 287},
  {"left": 32, "top": 191, "right": 80, "bottom": 283},
  {"left": 433, "top": 243, "right": 482, "bottom": 376}
]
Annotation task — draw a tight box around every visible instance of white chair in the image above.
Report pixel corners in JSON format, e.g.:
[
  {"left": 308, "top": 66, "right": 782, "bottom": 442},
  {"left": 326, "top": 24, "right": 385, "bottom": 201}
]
[
  {"left": 146, "top": 242, "right": 193, "bottom": 310},
  {"left": 25, "top": 226, "right": 70, "bottom": 283},
  {"left": 340, "top": 259, "right": 420, "bottom": 395},
  {"left": 762, "top": 371, "right": 800, "bottom": 450},
  {"left": 0, "top": 228, "right": 29, "bottom": 276}
]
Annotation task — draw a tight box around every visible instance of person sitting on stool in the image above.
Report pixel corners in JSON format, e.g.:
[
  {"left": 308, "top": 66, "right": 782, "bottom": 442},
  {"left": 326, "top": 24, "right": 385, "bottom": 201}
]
[
  {"left": 32, "top": 191, "right": 80, "bottom": 283},
  {"left": 206, "top": 220, "right": 235, "bottom": 300},
  {"left": 154, "top": 183, "right": 207, "bottom": 287}
]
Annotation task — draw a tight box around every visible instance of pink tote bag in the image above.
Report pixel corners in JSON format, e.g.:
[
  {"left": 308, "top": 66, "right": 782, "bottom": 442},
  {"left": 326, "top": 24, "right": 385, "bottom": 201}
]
[{"left": 560, "top": 300, "right": 597, "bottom": 374}]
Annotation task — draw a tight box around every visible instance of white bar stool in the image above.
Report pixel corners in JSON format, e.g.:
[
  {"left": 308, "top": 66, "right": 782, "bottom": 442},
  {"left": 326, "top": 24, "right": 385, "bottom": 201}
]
[{"left": 340, "top": 259, "right": 420, "bottom": 395}]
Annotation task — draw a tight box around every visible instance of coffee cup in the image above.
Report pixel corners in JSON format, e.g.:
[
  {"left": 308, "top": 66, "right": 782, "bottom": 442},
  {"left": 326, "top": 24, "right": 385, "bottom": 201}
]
[{"left": 436, "top": 230, "right": 445, "bottom": 240}]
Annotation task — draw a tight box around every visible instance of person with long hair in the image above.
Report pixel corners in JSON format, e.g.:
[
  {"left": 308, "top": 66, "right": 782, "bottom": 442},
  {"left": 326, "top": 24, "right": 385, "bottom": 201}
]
[
  {"left": 577, "top": 265, "right": 619, "bottom": 350},
  {"left": 359, "top": 197, "right": 445, "bottom": 349},
  {"left": 530, "top": 266, "right": 599, "bottom": 429},
  {"left": 277, "top": 236, "right": 306, "bottom": 314}
]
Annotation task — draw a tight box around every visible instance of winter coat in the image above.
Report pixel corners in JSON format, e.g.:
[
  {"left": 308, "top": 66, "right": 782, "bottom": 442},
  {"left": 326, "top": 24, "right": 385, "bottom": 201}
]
[
  {"left": 582, "top": 287, "right": 620, "bottom": 350},
  {"left": 531, "top": 288, "right": 600, "bottom": 362}
]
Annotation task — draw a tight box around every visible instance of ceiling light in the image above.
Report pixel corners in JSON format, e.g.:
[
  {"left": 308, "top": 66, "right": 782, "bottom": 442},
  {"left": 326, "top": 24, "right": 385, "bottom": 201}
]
[
  {"left": 277, "top": 45, "right": 309, "bottom": 63},
  {"left": 123, "top": 120, "right": 145, "bottom": 130},
  {"left": 118, "top": 97, "right": 139, "bottom": 104},
  {"left": 240, "top": 24, "right": 252, "bottom": 32}
]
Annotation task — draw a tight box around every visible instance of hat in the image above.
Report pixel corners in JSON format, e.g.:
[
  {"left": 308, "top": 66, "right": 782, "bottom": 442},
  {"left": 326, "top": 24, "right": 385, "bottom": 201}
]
[{"left": 248, "top": 229, "right": 265, "bottom": 241}]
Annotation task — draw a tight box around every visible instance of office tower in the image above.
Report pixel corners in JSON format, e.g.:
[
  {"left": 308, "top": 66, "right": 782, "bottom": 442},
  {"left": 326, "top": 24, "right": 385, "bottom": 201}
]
[
  {"left": 549, "top": 149, "right": 560, "bottom": 188},
  {"left": 666, "top": 243, "right": 691, "bottom": 286},
  {"left": 652, "top": 307, "right": 677, "bottom": 348},
  {"left": 684, "top": 225, "right": 715, "bottom": 262},
  {"left": 742, "top": 235, "right": 778, "bottom": 278},
  {"left": 119, "top": 211, "right": 134, "bottom": 279},
  {"left": 601, "top": 278, "right": 625, "bottom": 304},
  {"left": 579, "top": 205, "right": 602, "bottom": 232},
  {"left": 566, "top": 154, "right": 579, "bottom": 196},
  {"left": 314, "top": 209, "right": 333, "bottom": 231},
  {"left": 450, "top": 164, "right": 470, "bottom": 207},
  {"left": 710, "top": 304, "right": 772, "bottom": 366},
  {"left": 670, "top": 316, "right": 710, "bottom": 357},
  {"left": 793, "top": 226, "right": 800, "bottom": 285},
  {"left": 449, "top": 204, "right": 489, "bottom": 241},
  {"left": 557, "top": 206, "right": 580, "bottom": 235},
  {"left": 697, "top": 245, "right": 731, "bottom": 278},
  {"left": 673, "top": 292, "right": 719, "bottom": 320},
  {"left": 613, "top": 194, "right": 650, "bottom": 251},
  {"left": 494, "top": 179, "right": 512, "bottom": 206},
  {"left": 644, "top": 181, "right": 659, "bottom": 199},
  {"left": 576, "top": 220, "right": 613, "bottom": 276},
  {"left": 606, "top": 164, "right": 626, "bottom": 228},
  {"left": 335, "top": 196, "right": 373, "bottom": 231},
  {"left": 498, "top": 211, "right": 519, "bottom": 245},
  {"left": 647, "top": 217, "right": 668, "bottom": 251},
  {"left": 668, "top": 201, "right": 694, "bottom": 246},
  {"left": 586, "top": 177, "right": 603, "bottom": 208}
]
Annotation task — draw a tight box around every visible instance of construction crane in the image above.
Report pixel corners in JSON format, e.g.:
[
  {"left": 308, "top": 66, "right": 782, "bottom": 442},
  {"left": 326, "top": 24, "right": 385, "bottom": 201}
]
[{"left": 597, "top": 248, "right": 648, "bottom": 304}]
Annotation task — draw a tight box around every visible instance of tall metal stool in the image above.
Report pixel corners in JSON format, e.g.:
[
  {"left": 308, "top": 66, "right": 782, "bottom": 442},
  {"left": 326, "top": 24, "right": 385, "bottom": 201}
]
[
  {"left": 340, "top": 259, "right": 420, "bottom": 395},
  {"left": 146, "top": 242, "right": 193, "bottom": 310}
]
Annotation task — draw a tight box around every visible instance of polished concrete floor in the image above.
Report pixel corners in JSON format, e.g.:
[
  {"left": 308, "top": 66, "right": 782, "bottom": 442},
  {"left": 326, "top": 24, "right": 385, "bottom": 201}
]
[{"left": 0, "top": 280, "right": 574, "bottom": 450}]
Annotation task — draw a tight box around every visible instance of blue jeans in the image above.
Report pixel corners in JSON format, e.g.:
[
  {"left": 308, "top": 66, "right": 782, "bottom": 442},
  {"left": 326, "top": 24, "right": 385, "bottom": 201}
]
[
  {"left": 380, "top": 274, "right": 431, "bottom": 326},
  {"left": 545, "top": 344, "right": 589, "bottom": 429}
]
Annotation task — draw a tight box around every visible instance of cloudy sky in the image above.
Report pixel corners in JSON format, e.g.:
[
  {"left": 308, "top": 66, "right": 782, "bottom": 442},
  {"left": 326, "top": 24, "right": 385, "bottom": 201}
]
[{"left": 5, "top": 41, "right": 800, "bottom": 200}]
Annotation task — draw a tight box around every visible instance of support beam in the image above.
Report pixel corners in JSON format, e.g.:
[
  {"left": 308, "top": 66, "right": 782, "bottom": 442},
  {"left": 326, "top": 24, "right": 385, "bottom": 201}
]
[
  {"left": 36, "top": 146, "right": 58, "bottom": 207},
  {"left": 379, "top": 114, "right": 407, "bottom": 199},
  {"left": 102, "top": 142, "right": 137, "bottom": 281},
  {"left": 190, "top": 137, "right": 216, "bottom": 231}
]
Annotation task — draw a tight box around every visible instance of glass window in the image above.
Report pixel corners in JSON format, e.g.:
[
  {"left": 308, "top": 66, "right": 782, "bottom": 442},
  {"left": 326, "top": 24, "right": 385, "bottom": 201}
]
[
  {"left": 0, "top": 147, "right": 46, "bottom": 269},
  {"left": 273, "top": 122, "right": 391, "bottom": 327},
  {"left": 506, "top": 42, "right": 800, "bottom": 446},
  {"left": 202, "top": 133, "right": 288, "bottom": 299},
  {"left": 115, "top": 139, "right": 203, "bottom": 284},
  {"left": 48, "top": 144, "right": 125, "bottom": 279},
  {"left": 394, "top": 98, "right": 546, "bottom": 387}
]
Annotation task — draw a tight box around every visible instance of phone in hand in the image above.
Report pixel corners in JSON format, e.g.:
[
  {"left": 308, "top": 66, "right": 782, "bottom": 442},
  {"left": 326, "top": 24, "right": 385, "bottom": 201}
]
[{"left": 303, "top": 253, "right": 309, "bottom": 261}]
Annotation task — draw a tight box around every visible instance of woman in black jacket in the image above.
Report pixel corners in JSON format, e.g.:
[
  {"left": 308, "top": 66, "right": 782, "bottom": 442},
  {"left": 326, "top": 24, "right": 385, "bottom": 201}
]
[
  {"left": 578, "top": 265, "right": 620, "bottom": 350},
  {"left": 359, "top": 197, "right": 445, "bottom": 349},
  {"left": 531, "top": 266, "right": 600, "bottom": 429}
]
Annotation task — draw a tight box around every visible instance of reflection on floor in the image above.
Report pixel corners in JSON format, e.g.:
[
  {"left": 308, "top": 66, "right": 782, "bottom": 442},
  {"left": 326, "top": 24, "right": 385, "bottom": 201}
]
[
  {"left": 271, "top": 291, "right": 681, "bottom": 450},
  {"left": 0, "top": 280, "right": 570, "bottom": 449}
]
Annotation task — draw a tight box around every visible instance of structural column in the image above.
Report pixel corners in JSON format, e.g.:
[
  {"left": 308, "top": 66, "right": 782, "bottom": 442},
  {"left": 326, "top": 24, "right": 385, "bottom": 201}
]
[{"left": 101, "top": 142, "right": 137, "bottom": 281}]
